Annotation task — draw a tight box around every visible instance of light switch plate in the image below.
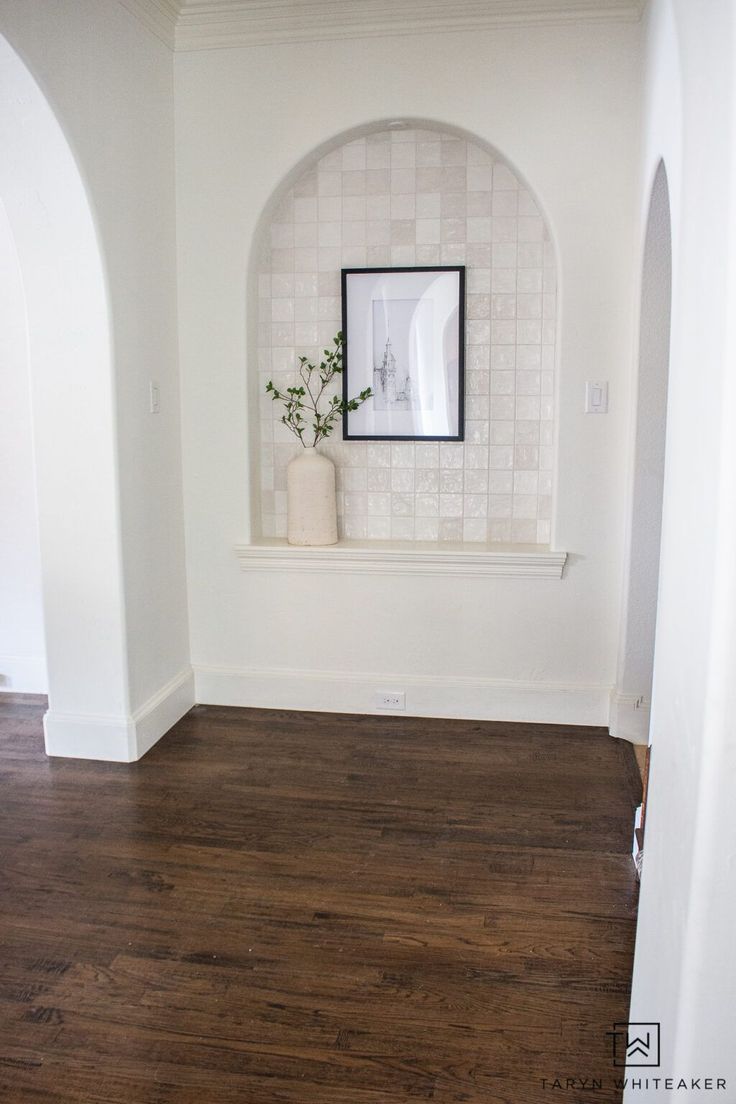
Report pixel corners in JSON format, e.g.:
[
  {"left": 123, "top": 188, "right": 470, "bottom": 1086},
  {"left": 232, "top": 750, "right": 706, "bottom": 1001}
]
[{"left": 585, "top": 380, "right": 608, "bottom": 413}]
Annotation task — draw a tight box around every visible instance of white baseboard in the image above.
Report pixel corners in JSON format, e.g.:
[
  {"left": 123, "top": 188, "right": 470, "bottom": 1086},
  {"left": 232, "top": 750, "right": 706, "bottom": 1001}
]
[
  {"left": 133, "top": 667, "right": 195, "bottom": 758},
  {"left": 44, "top": 667, "right": 194, "bottom": 762},
  {"left": 194, "top": 663, "right": 610, "bottom": 727},
  {"left": 609, "top": 690, "right": 650, "bottom": 744},
  {"left": 0, "top": 654, "right": 48, "bottom": 694},
  {"left": 43, "top": 709, "right": 137, "bottom": 761}
]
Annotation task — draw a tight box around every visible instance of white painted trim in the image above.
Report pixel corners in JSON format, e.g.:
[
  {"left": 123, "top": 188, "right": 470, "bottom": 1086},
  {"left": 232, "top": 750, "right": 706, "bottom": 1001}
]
[
  {"left": 133, "top": 667, "right": 196, "bottom": 758},
  {"left": 174, "top": 0, "right": 645, "bottom": 52},
  {"left": 608, "top": 690, "right": 651, "bottom": 744},
  {"left": 194, "top": 663, "right": 610, "bottom": 726},
  {"left": 119, "top": 0, "right": 178, "bottom": 49},
  {"left": 44, "top": 667, "right": 195, "bottom": 762},
  {"left": 0, "top": 654, "right": 48, "bottom": 695},
  {"left": 235, "top": 540, "right": 568, "bottom": 579},
  {"left": 43, "top": 709, "right": 137, "bottom": 762}
]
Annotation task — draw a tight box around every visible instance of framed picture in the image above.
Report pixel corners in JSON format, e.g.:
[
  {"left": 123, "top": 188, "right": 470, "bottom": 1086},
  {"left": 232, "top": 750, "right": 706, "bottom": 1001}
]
[{"left": 341, "top": 266, "right": 465, "bottom": 441}]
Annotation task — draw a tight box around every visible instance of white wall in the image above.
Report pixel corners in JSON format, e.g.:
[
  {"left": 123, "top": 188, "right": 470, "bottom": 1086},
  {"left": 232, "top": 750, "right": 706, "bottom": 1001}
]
[
  {"left": 175, "top": 21, "right": 641, "bottom": 722},
  {"left": 0, "top": 199, "right": 46, "bottom": 693},
  {"left": 627, "top": 0, "right": 736, "bottom": 1095},
  {"left": 0, "top": 1, "right": 192, "bottom": 758}
]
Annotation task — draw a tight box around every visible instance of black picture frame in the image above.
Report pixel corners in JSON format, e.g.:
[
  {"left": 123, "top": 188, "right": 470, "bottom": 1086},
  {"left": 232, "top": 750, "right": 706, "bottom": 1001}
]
[{"left": 341, "top": 266, "right": 465, "bottom": 441}]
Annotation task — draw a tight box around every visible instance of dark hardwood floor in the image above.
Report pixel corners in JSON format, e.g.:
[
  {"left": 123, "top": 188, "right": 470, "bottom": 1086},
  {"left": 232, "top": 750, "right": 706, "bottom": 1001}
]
[{"left": 0, "top": 698, "right": 641, "bottom": 1104}]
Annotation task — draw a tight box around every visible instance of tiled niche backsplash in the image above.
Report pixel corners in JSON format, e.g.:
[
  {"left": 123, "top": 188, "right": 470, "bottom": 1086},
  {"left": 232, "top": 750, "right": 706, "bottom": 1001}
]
[{"left": 257, "top": 127, "right": 556, "bottom": 544}]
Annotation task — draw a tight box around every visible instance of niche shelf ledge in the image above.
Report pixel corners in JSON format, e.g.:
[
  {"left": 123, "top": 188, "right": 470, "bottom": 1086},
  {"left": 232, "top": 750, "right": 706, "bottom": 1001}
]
[{"left": 234, "top": 539, "right": 567, "bottom": 579}]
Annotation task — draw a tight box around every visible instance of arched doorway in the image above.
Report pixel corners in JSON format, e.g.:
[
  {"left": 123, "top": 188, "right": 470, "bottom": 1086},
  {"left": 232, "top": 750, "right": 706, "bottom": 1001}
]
[
  {"left": 0, "top": 35, "right": 131, "bottom": 758},
  {"left": 612, "top": 162, "right": 672, "bottom": 745}
]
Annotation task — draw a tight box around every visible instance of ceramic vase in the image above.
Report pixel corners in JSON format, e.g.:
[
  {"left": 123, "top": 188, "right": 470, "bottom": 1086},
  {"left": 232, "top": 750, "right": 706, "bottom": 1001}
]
[{"left": 287, "top": 446, "right": 338, "bottom": 546}]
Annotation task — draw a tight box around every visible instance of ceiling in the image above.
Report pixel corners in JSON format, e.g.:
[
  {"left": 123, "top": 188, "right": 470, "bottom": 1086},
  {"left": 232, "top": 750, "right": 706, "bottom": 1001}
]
[{"left": 122, "top": 0, "right": 646, "bottom": 52}]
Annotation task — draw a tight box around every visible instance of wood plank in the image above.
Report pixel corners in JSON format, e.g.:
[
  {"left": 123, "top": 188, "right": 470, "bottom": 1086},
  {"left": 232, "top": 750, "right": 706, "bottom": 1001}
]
[{"left": 0, "top": 699, "right": 639, "bottom": 1103}]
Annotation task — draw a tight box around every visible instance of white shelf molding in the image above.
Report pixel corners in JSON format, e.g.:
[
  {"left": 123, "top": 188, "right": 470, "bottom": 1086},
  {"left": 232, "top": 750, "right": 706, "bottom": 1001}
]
[{"left": 234, "top": 539, "right": 567, "bottom": 578}]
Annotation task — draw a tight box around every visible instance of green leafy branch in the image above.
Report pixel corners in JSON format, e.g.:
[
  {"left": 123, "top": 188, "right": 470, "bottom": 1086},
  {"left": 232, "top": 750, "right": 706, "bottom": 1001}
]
[{"left": 265, "top": 332, "right": 372, "bottom": 447}]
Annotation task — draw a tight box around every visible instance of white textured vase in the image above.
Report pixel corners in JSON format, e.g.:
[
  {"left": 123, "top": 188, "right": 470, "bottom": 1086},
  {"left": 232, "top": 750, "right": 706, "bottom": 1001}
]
[{"left": 287, "top": 446, "right": 338, "bottom": 546}]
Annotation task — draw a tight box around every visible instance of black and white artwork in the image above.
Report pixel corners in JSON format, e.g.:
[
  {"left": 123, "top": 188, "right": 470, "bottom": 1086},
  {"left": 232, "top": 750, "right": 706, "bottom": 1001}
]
[
  {"left": 372, "top": 298, "right": 432, "bottom": 412},
  {"left": 342, "top": 267, "right": 464, "bottom": 440}
]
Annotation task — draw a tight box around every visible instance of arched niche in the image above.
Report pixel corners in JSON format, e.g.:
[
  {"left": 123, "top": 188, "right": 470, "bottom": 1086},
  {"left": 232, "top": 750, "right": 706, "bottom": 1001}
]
[
  {"left": 249, "top": 121, "right": 558, "bottom": 546},
  {"left": 0, "top": 35, "right": 132, "bottom": 758}
]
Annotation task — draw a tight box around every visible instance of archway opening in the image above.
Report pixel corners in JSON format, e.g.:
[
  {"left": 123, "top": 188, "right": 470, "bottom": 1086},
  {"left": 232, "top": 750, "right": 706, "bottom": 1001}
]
[
  {"left": 613, "top": 161, "right": 673, "bottom": 745},
  {"left": 0, "top": 198, "right": 46, "bottom": 694},
  {"left": 0, "top": 34, "right": 132, "bottom": 758}
]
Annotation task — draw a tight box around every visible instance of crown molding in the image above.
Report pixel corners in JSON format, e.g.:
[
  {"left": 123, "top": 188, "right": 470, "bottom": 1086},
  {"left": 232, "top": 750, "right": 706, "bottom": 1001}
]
[
  {"left": 119, "top": 0, "right": 179, "bottom": 49},
  {"left": 173, "top": 0, "right": 646, "bottom": 52}
]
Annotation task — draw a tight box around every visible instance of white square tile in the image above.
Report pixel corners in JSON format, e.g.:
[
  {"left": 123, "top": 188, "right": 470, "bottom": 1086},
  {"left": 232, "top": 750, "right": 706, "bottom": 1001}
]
[
  {"left": 489, "top": 494, "right": 512, "bottom": 518},
  {"left": 366, "top": 516, "right": 391, "bottom": 539},
  {"left": 391, "top": 442, "right": 415, "bottom": 466},
  {"left": 467, "top": 191, "right": 492, "bottom": 216},
  {"left": 391, "top": 245, "right": 416, "bottom": 265},
  {"left": 391, "top": 169, "right": 416, "bottom": 194},
  {"left": 391, "top": 517, "right": 414, "bottom": 539},
  {"left": 318, "top": 221, "right": 341, "bottom": 247},
  {"left": 415, "top": 493, "right": 439, "bottom": 517},
  {"left": 391, "top": 193, "right": 416, "bottom": 220},
  {"left": 440, "top": 468, "right": 463, "bottom": 493},
  {"left": 415, "top": 517, "right": 439, "bottom": 541},
  {"left": 415, "top": 442, "right": 439, "bottom": 468},
  {"left": 467, "top": 217, "right": 492, "bottom": 243},
  {"left": 441, "top": 244, "right": 465, "bottom": 264},
  {"left": 467, "top": 165, "right": 493, "bottom": 191},
  {"left": 440, "top": 443, "right": 464, "bottom": 468},
  {"left": 465, "top": 469, "right": 489, "bottom": 493},
  {"left": 492, "top": 191, "right": 518, "bottom": 217},
  {"left": 467, "top": 143, "right": 493, "bottom": 165},
  {"left": 318, "top": 172, "right": 341, "bottom": 196},
  {"left": 518, "top": 217, "right": 544, "bottom": 242},
  {"left": 416, "top": 142, "right": 442, "bottom": 166},
  {"left": 441, "top": 192, "right": 466, "bottom": 218},
  {"left": 415, "top": 468, "right": 439, "bottom": 492},
  {"left": 489, "top": 470, "right": 513, "bottom": 494},
  {"left": 536, "top": 520, "right": 551, "bottom": 544},
  {"left": 366, "top": 142, "right": 390, "bottom": 169},
  {"left": 416, "top": 245, "right": 441, "bottom": 264},
  {"left": 490, "top": 421, "right": 515, "bottom": 445},
  {"left": 342, "top": 170, "right": 367, "bottom": 195},
  {"left": 366, "top": 195, "right": 390, "bottom": 220},
  {"left": 391, "top": 142, "right": 416, "bottom": 168},
  {"left": 391, "top": 468, "right": 415, "bottom": 492},
  {"left": 367, "top": 492, "right": 390, "bottom": 516},
  {"left": 463, "top": 518, "right": 487, "bottom": 542},
  {"left": 342, "top": 140, "right": 366, "bottom": 171},
  {"left": 367, "top": 467, "right": 390, "bottom": 491},
  {"left": 493, "top": 164, "right": 518, "bottom": 190},
  {"left": 439, "top": 518, "right": 463, "bottom": 541},
  {"left": 416, "top": 192, "right": 441, "bottom": 218}
]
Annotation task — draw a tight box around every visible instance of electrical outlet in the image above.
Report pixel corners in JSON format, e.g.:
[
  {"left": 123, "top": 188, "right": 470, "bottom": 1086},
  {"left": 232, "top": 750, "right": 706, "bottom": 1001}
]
[{"left": 375, "top": 690, "right": 406, "bottom": 711}]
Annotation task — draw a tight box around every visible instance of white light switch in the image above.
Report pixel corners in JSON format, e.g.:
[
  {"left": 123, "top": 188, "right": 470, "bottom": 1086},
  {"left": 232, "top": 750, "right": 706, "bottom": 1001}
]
[
  {"left": 585, "top": 380, "right": 608, "bottom": 413},
  {"left": 149, "top": 381, "right": 161, "bottom": 414}
]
